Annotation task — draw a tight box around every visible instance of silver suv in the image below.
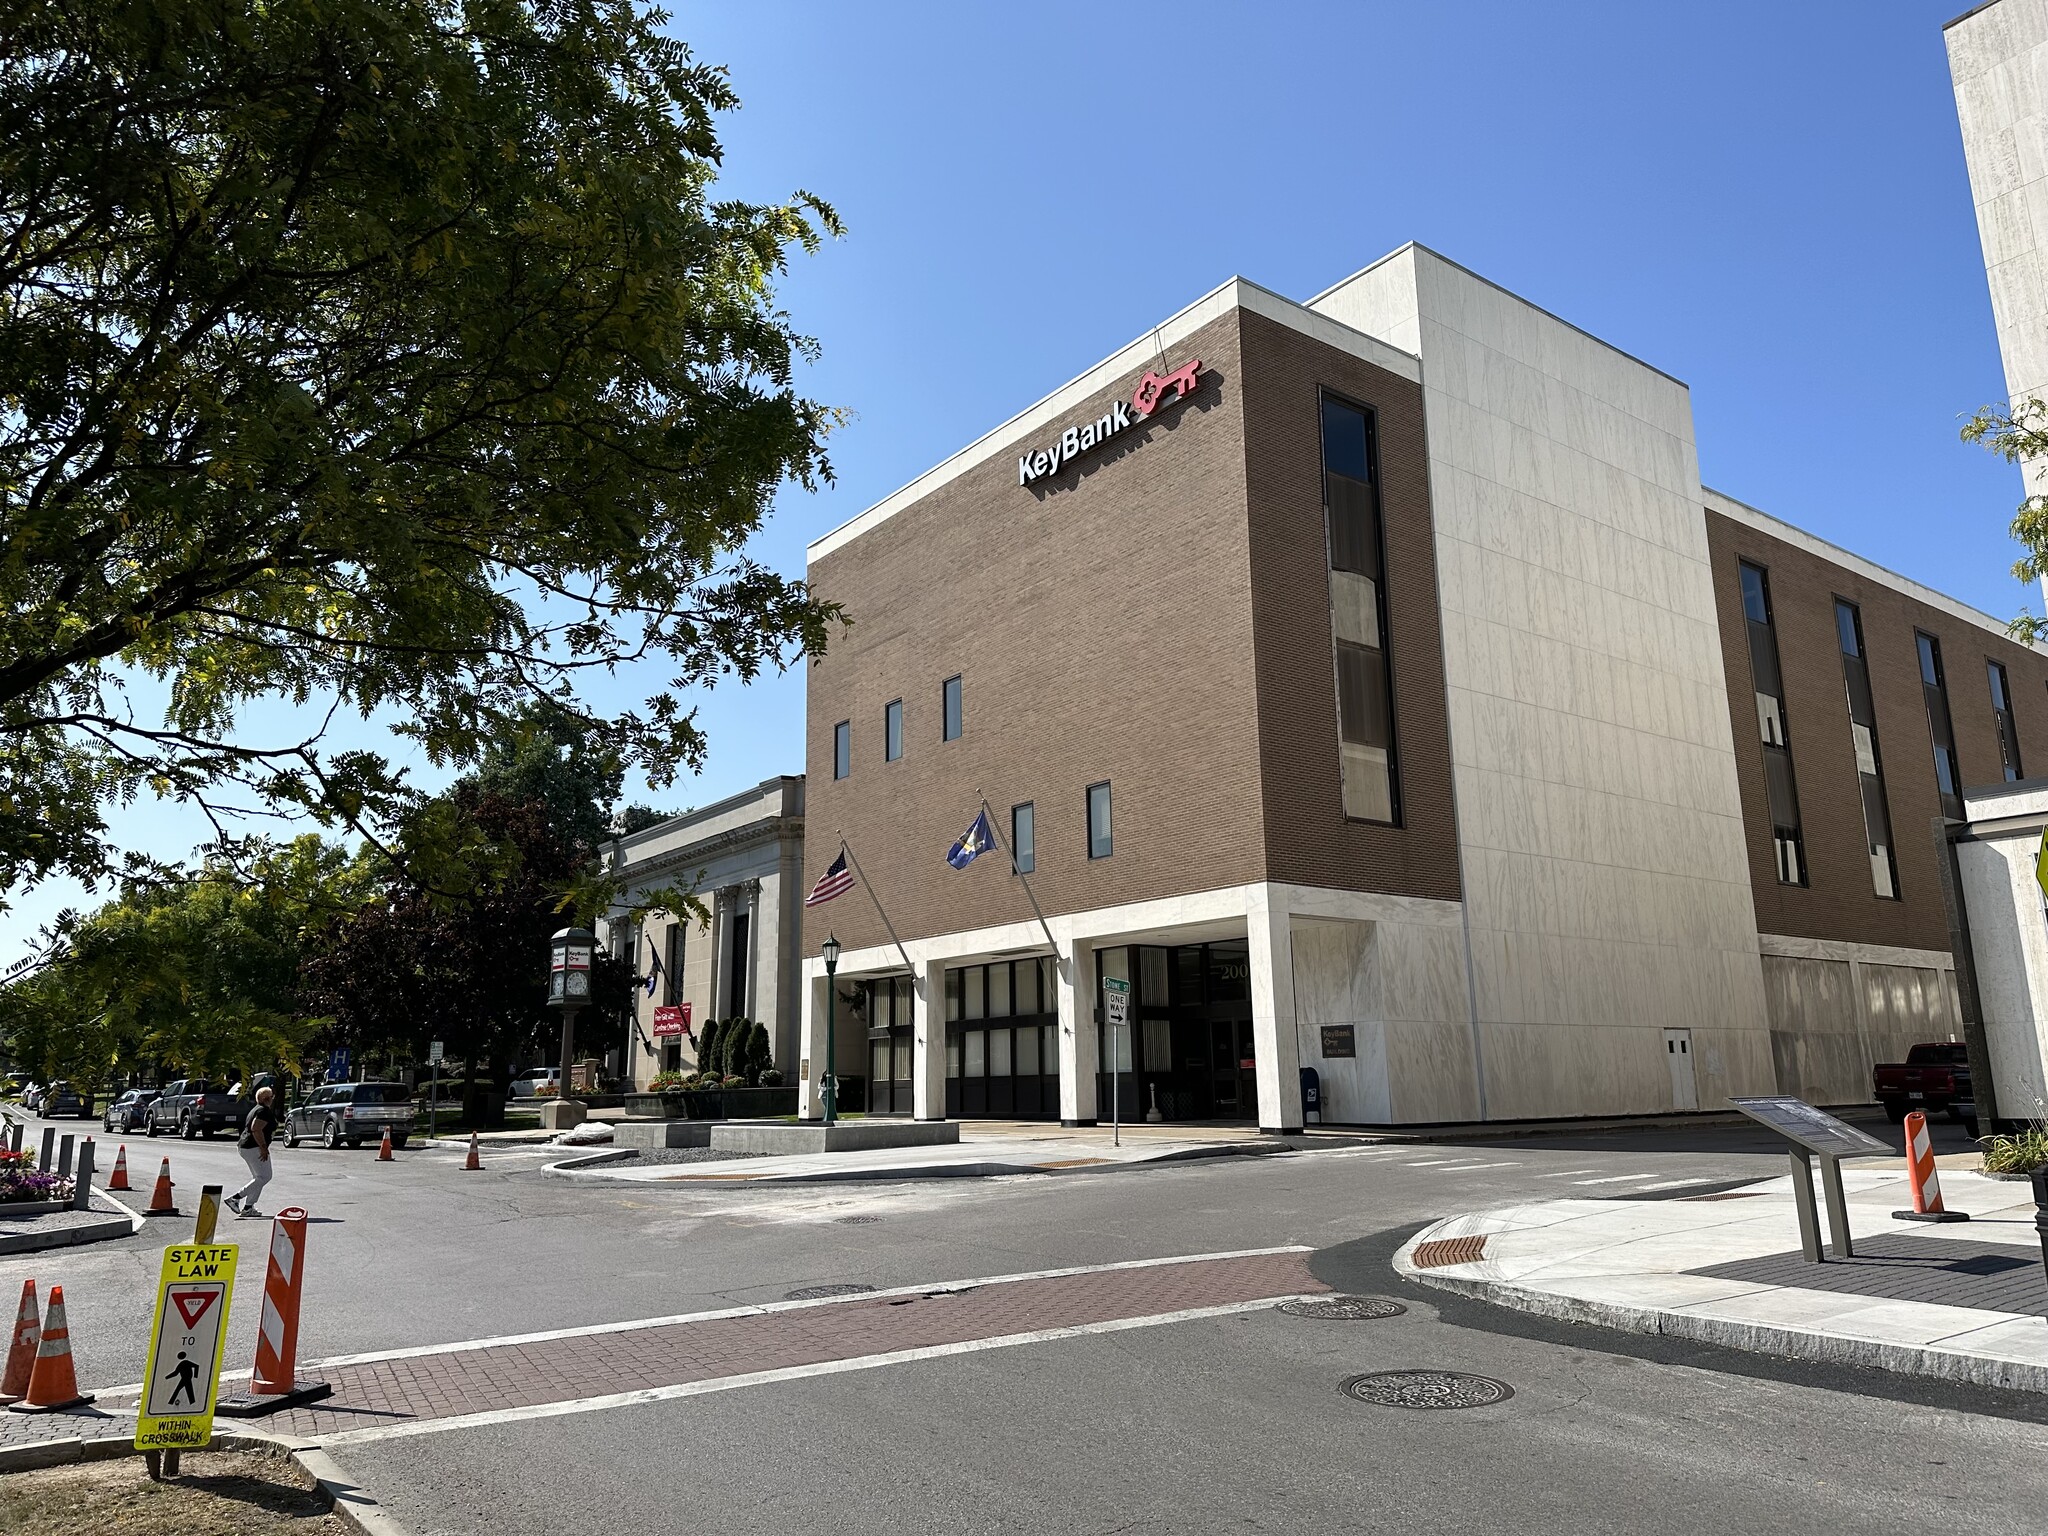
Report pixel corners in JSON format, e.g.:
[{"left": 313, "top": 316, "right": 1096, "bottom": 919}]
[{"left": 283, "top": 1082, "right": 418, "bottom": 1150}]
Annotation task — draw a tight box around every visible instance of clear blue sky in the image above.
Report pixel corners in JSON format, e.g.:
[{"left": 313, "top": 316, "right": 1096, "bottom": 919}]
[{"left": 0, "top": 0, "right": 2023, "bottom": 958}]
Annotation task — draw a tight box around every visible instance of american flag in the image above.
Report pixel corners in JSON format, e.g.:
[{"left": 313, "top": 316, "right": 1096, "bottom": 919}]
[{"left": 805, "top": 849, "right": 855, "bottom": 907}]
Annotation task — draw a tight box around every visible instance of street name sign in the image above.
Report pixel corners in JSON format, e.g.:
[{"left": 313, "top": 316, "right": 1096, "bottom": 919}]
[
  {"left": 1103, "top": 977, "right": 1130, "bottom": 1030},
  {"left": 428, "top": 1040, "right": 444, "bottom": 1065},
  {"left": 135, "top": 1242, "right": 239, "bottom": 1451}
]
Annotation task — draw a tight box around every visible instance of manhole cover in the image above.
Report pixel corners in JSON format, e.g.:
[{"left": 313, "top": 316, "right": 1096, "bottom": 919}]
[
  {"left": 1341, "top": 1370, "right": 1512, "bottom": 1410},
  {"left": 784, "top": 1283, "right": 876, "bottom": 1301},
  {"left": 1278, "top": 1295, "right": 1406, "bottom": 1320},
  {"left": 835, "top": 1215, "right": 880, "bottom": 1225}
]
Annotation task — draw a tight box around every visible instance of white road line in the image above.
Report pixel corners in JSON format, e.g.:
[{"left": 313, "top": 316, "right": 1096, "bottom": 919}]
[
  {"left": 1534, "top": 1169, "right": 1603, "bottom": 1178},
  {"left": 1571, "top": 1174, "right": 1661, "bottom": 1185},
  {"left": 314, "top": 1294, "right": 1319, "bottom": 1447},
  {"left": 1402, "top": 1159, "right": 1474, "bottom": 1167},
  {"left": 1639, "top": 1178, "right": 1716, "bottom": 1191},
  {"left": 1432, "top": 1161, "right": 1522, "bottom": 1171},
  {"left": 91, "top": 1244, "right": 1311, "bottom": 1394}
]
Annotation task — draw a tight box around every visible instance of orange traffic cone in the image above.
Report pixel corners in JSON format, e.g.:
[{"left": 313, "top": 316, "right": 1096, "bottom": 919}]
[
  {"left": 7, "top": 1284, "right": 92, "bottom": 1413},
  {"left": 463, "top": 1132, "right": 482, "bottom": 1172},
  {"left": 107, "top": 1144, "right": 130, "bottom": 1191},
  {"left": 377, "top": 1125, "right": 393, "bottom": 1162},
  {"left": 141, "top": 1157, "right": 178, "bottom": 1217},
  {"left": 0, "top": 1280, "right": 38, "bottom": 1404}
]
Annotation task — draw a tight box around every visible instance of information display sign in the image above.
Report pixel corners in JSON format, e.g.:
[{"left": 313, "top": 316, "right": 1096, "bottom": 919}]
[
  {"left": 1728, "top": 1097, "right": 1892, "bottom": 1159},
  {"left": 135, "top": 1242, "right": 239, "bottom": 1451},
  {"left": 653, "top": 1004, "right": 690, "bottom": 1038}
]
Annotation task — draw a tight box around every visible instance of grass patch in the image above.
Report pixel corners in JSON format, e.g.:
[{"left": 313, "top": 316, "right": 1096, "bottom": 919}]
[{"left": 0, "top": 1448, "right": 343, "bottom": 1535}]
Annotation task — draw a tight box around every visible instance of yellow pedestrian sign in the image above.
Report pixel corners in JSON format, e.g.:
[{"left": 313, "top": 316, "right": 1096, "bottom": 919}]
[{"left": 135, "top": 1242, "right": 238, "bottom": 1451}]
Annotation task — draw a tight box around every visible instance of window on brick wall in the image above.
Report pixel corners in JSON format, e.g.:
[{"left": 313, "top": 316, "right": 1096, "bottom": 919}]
[
  {"left": 1989, "top": 660, "right": 2023, "bottom": 782},
  {"left": 1087, "top": 781, "right": 1112, "bottom": 860},
  {"left": 1321, "top": 393, "right": 1397, "bottom": 823},
  {"left": 1740, "top": 561, "right": 1805, "bottom": 886},
  {"left": 884, "top": 698, "right": 903, "bottom": 762},
  {"left": 942, "top": 675, "right": 963, "bottom": 742},
  {"left": 1835, "top": 599, "right": 1899, "bottom": 899},
  {"left": 833, "top": 720, "right": 850, "bottom": 780},
  {"left": 1917, "top": 631, "right": 1963, "bottom": 820}
]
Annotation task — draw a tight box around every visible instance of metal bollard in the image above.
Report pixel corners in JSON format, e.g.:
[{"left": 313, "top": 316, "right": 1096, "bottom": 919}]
[
  {"left": 5, "top": 1122, "right": 18, "bottom": 1154},
  {"left": 71, "top": 1139, "right": 93, "bottom": 1211},
  {"left": 37, "top": 1128, "right": 53, "bottom": 1174},
  {"left": 2032, "top": 1166, "right": 2048, "bottom": 1319},
  {"left": 56, "top": 1135, "right": 72, "bottom": 1180}
]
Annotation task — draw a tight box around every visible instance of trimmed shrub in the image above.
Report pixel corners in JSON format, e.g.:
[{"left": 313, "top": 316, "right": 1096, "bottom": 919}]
[
  {"left": 696, "top": 1019, "right": 723, "bottom": 1078},
  {"left": 744, "top": 1021, "right": 772, "bottom": 1085}
]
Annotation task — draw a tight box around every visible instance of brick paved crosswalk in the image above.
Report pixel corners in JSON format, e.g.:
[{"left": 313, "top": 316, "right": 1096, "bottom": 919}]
[{"left": 246, "top": 1248, "right": 1324, "bottom": 1442}]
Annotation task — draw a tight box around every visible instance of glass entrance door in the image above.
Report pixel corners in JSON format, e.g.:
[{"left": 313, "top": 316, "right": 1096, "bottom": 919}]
[{"left": 1209, "top": 1018, "right": 1256, "bottom": 1119}]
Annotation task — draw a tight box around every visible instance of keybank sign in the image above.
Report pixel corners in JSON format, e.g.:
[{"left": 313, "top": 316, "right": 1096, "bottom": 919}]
[{"left": 1016, "top": 358, "right": 1203, "bottom": 487}]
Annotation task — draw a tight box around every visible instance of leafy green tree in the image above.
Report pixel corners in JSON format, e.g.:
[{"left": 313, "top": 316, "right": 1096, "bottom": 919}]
[
  {"left": 0, "top": 0, "right": 842, "bottom": 904},
  {"left": 1967, "top": 399, "right": 2048, "bottom": 642},
  {"left": 616, "top": 805, "right": 682, "bottom": 838},
  {"left": 0, "top": 836, "right": 374, "bottom": 1086}
]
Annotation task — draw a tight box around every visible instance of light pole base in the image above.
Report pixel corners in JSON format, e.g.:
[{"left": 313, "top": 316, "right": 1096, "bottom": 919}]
[{"left": 541, "top": 1100, "right": 588, "bottom": 1131}]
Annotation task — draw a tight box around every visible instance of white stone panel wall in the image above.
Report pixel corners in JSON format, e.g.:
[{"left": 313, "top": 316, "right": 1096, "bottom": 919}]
[
  {"left": 1950, "top": 0, "right": 2048, "bottom": 503},
  {"left": 1956, "top": 782, "right": 2048, "bottom": 1117},
  {"left": 1309, "top": 245, "right": 1775, "bottom": 1118}
]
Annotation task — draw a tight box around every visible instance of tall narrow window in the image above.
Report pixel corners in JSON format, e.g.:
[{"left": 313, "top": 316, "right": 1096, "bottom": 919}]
[
  {"left": 942, "top": 675, "right": 963, "bottom": 741},
  {"left": 1740, "top": 562, "right": 1805, "bottom": 886},
  {"left": 1917, "top": 632, "right": 1963, "bottom": 820},
  {"left": 832, "top": 720, "right": 850, "bottom": 780},
  {"left": 884, "top": 699, "right": 903, "bottom": 762},
  {"left": 1989, "top": 660, "right": 2023, "bottom": 782},
  {"left": 1321, "top": 394, "right": 1397, "bottom": 823},
  {"left": 1011, "top": 801, "right": 1035, "bottom": 874},
  {"left": 1086, "top": 782, "right": 1112, "bottom": 859},
  {"left": 664, "top": 923, "right": 685, "bottom": 1006},
  {"left": 1835, "top": 600, "right": 1900, "bottom": 900}
]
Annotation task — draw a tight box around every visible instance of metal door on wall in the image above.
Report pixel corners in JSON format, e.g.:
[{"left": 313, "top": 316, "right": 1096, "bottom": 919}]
[{"left": 1664, "top": 1028, "right": 1698, "bottom": 1111}]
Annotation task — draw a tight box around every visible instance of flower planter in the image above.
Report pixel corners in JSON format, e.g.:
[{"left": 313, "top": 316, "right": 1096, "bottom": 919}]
[{"left": 720, "top": 1087, "right": 798, "bottom": 1119}]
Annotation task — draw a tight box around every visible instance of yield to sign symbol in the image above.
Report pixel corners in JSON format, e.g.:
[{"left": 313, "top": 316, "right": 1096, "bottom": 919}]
[{"left": 171, "top": 1290, "right": 217, "bottom": 1329}]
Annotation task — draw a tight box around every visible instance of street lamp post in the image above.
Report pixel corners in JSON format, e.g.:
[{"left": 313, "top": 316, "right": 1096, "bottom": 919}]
[
  {"left": 545, "top": 926, "right": 595, "bottom": 1131},
  {"left": 821, "top": 934, "right": 841, "bottom": 1127}
]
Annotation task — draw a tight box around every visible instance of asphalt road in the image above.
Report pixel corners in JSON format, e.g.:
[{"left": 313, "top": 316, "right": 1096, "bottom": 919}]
[{"left": 10, "top": 1108, "right": 2031, "bottom": 1535}]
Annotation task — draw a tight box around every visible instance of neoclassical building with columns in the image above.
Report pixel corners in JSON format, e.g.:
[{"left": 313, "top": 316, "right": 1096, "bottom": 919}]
[{"left": 600, "top": 776, "right": 807, "bottom": 1087}]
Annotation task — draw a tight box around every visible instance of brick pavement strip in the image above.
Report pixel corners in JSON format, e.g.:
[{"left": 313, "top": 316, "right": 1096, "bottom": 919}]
[{"left": 230, "top": 1250, "right": 1326, "bottom": 1438}]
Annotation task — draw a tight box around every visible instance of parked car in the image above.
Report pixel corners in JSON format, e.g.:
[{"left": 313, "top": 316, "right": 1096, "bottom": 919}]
[
  {"left": 40, "top": 1081, "right": 92, "bottom": 1118},
  {"left": 283, "top": 1082, "right": 418, "bottom": 1150},
  {"left": 1873, "top": 1043, "right": 1975, "bottom": 1131},
  {"left": 510, "top": 1067, "right": 563, "bottom": 1099},
  {"left": 20, "top": 1083, "right": 43, "bottom": 1114},
  {"left": 145, "top": 1079, "right": 240, "bottom": 1139},
  {"left": 102, "top": 1089, "right": 160, "bottom": 1133}
]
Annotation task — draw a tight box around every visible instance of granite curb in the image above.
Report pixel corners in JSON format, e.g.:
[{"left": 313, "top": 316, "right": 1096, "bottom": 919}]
[
  {"left": 0, "top": 1428, "right": 413, "bottom": 1536},
  {"left": 1393, "top": 1216, "right": 2048, "bottom": 1396},
  {"left": 539, "top": 1139, "right": 1286, "bottom": 1185},
  {"left": 0, "top": 1190, "right": 141, "bottom": 1256}
]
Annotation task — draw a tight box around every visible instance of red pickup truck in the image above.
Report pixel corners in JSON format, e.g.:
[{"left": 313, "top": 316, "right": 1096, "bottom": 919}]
[{"left": 1872, "top": 1043, "right": 1974, "bottom": 1130}]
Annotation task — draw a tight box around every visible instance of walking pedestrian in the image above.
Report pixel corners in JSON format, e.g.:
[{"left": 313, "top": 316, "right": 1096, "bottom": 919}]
[{"left": 226, "top": 1085, "right": 278, "bottom": 1219}]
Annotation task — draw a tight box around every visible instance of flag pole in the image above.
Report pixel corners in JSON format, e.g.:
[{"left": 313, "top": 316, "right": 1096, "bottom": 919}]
[
  {"left": 979, "top": 796, "right": 1064, "bottom": 972},
  {"left": 837, "top": 837, "right": 916, "bottom": 974}
]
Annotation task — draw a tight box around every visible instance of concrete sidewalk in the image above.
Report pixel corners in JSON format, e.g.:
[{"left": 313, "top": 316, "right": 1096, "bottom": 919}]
[
  {"left": 1396, "top": 1166, "right": 2048, "bottom": 1393},
  {"left": 549, "top": 1121, "right": 1290, "bottom": 1184}
]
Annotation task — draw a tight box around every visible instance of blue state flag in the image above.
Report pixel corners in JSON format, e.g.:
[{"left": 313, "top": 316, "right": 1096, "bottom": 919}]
[{"left": 947, "top": 809, "right": 996, "bottom": 870}]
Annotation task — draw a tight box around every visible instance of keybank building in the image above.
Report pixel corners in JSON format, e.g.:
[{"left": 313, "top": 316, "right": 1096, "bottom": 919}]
[{"left": 793, "top": 244, "right": 2047, "bottom": 1133}]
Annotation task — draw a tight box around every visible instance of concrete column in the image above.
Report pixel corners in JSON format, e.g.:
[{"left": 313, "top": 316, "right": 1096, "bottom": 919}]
[
  {"left": 798, "top": 968, "right": 827, "bottom": 1120},
  {"left": 704, "top": 890, "right": 728, "bottom": 1024},
  {"left": 1057, "top": 941, "right": 1099, "bottom": 1126},
  {"left": 744, "top": 878, "right": 764, "bottom": 1022},
  {"left": 913, "top": 955, "right": 948, "bottom": 1121},
  {"left": 1248, "top": 886, "right": 1304, "bottom": 1134}
]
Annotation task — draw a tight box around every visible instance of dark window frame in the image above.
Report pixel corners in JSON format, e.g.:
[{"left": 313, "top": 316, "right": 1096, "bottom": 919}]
[
  {"left": 942, "top": 675, "right": 963, "bottom": 742},
  {"left": 1833, "top": 596, "right": 1900, "bottom": 901},
  {"left": 884, "top": 698, "right": 903, "bottom": 763},
  {"left": 1738, "top": 559, "right": 1806, "bottom": 887},
  {"left": 1916, "top": 630, "right": 1964, "bottom": 821},
  {"left": 832, "top": 719, "right": 850, "bottom": 781},
  {"left": 1086, "top": 781, "right": 1113, "bottom": 860},
  {"left": 1317, "top": 388, "right": 1401, "bottom": 827},
  {"left": 1011, "top": 801, "right": 1035, "bottom": 875},
  {"left": 1988, "top": 659, "right": 2023, "bottom": 782}
]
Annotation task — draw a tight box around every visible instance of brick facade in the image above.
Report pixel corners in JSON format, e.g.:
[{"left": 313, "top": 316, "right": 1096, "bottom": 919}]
[{"left": 1704, "top": 509, "right": 2048, "bottom": 952}]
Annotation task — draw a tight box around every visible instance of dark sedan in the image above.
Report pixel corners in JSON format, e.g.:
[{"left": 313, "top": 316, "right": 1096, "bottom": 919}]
[
  {"left": 102, "top": 1089, "right": 159, "bottom": 1133},
  {"left": 40, "top": 1081, "right": 93, "bottom": 1118}
]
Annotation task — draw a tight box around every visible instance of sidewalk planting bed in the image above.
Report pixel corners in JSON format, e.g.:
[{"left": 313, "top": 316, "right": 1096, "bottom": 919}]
[{"left": 0, "top": 1448, "right": 345, "bottom": 1535}]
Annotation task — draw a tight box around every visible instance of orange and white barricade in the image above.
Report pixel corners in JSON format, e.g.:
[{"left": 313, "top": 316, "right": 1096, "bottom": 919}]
[
  {"left": 215, "top": 1207, "right": 331, "bottom": 1416},
  {"left": 1894, "top": 1109, "right": 1970, "bottom": 1224}
]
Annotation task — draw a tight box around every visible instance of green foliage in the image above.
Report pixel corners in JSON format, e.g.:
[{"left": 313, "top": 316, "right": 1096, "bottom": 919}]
[
  {"left": 696, "top": 1018, "right": 723, "bottom": 1077},
  {"left": 742, "top": 1020, "right": 771, "bottom": 1085},
  {"left": 616, "top": 805, "right": 682, "bottom": 838},
  {"left": 1980, "top": 1123, "right": 2048, "bottom": 1174},
  {"left": 1964, "top": 397, "right": 2048, "bottom": 644},
  {"left": 0, "top": 835, "right": 374, "bottom": 1084},
  {"left": 0, "top": 0, "right": 843, "bottom": 902}
]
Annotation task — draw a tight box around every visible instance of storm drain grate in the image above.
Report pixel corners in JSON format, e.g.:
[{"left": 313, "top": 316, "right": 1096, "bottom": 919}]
[
  {"left": 1278, "top": 1295, "right": 1406, "bottom": 1320},
  {"left": 784, "top": 1283, "right": 876, "bottom": 1301},
  {"left": 1410, "top": 1235, "right": 1487, "bottom": 1269},
  {"left": 1342, "top": 1370, "right": 1513, "bottom": 1410},
  {"left": 835, "top": 1216, "right": 880, "bottom": 1225}
]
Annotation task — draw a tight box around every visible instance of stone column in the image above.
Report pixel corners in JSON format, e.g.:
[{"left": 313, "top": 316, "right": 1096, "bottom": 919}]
[
  {"left": 1057, "top": 942, "right": 1098, "bottom": 1126},
  {"left": 913, "top": 955, "right": 949, "bottom": 1121},
  {"left": 744, "top": 878, "right": 764, "bottom": 1023},
  {"left": 1248, "top": 886, "right": 1303, "bottom": 1134},
  {"left": 704, "top": 888, "right": 730, "bottom": 1023}
]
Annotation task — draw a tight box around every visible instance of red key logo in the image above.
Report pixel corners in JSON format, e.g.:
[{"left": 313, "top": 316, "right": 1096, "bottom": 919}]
[{"left": 1132, "top": 358, "right": 1202, "bottom": 417}]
